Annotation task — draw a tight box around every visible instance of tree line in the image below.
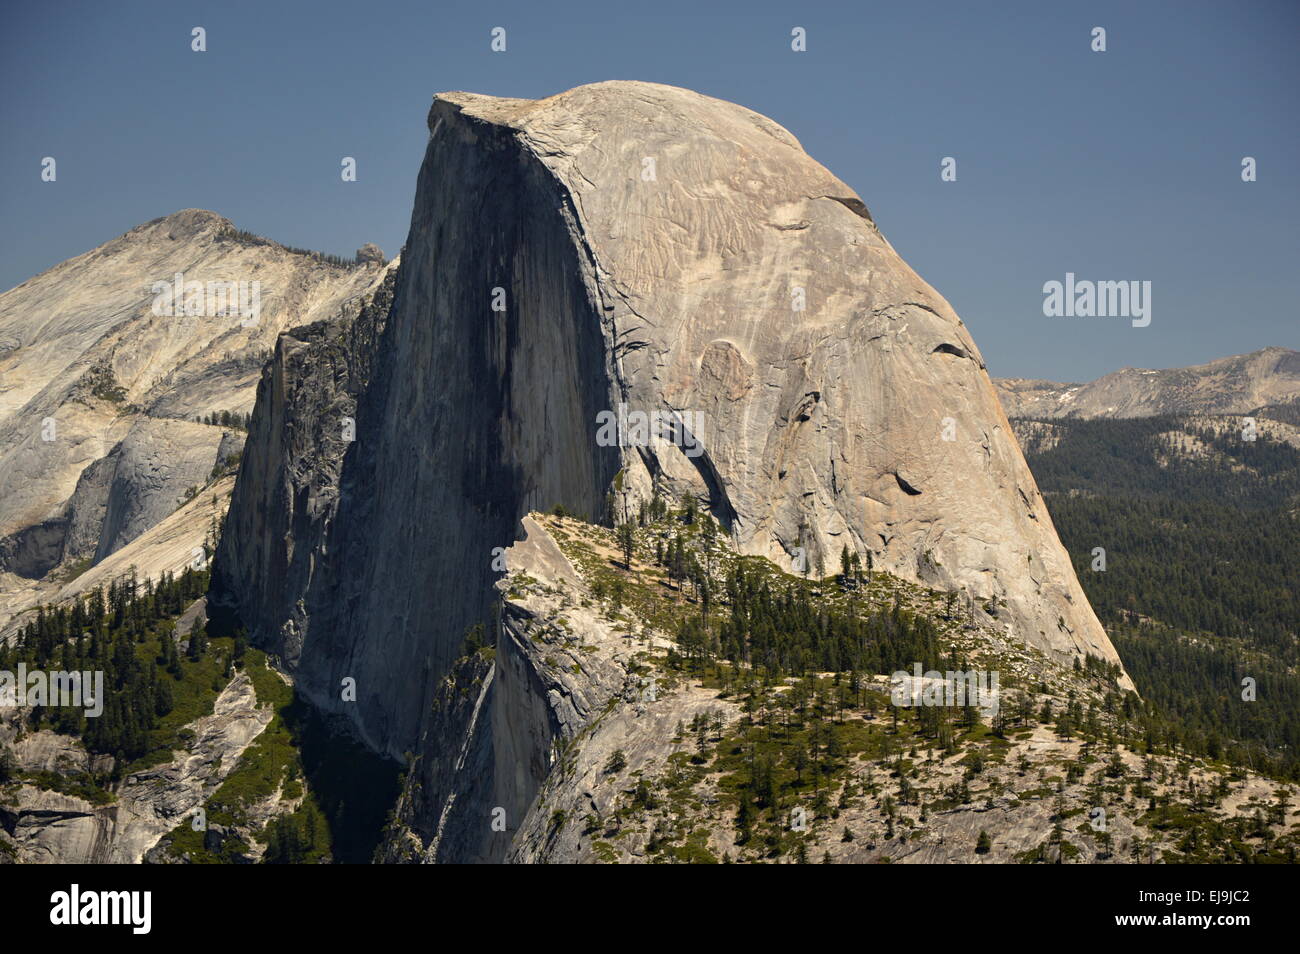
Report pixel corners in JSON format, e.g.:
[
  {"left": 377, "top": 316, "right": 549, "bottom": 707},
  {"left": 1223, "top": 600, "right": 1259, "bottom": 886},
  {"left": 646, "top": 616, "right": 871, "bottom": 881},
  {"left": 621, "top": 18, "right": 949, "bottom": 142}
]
[{"left": 0, "top": 567, "right": 236, "bottom": 772}]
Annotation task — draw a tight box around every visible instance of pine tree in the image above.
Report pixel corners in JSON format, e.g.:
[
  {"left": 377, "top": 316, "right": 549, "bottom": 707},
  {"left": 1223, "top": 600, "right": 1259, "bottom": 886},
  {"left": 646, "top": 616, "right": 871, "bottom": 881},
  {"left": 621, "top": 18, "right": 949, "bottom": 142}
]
[{"left": 616, "top": 522, "right": 636, "bottom": 569}]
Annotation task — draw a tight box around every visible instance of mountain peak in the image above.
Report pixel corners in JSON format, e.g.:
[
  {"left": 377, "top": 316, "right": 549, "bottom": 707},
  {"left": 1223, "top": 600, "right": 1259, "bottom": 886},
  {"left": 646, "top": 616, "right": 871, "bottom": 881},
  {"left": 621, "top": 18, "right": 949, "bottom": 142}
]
[{"left": 132, "top": 208, "right": 234, "bottom": 241}]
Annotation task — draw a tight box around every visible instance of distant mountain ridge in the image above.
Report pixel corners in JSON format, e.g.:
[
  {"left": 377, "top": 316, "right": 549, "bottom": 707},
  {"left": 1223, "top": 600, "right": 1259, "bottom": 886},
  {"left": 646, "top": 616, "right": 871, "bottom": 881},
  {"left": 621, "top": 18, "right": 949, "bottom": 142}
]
[{"left": 994, "top": 347, "right": 1300, "bottom": 419}]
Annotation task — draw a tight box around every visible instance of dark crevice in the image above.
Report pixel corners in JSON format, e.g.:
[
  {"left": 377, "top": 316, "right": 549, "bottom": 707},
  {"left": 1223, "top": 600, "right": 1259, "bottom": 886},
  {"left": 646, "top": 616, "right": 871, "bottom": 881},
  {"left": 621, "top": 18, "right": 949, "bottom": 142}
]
[
  {"left": 932, "top": 343, "right": 968, "bottom": 359},
  {"left": 818, "top": 195, "right": 874, "bottom": 225},
  {"left": 894, "top": 473, "right": 922, "bottom": 496},
  {"left": 792, "top": 390, "right": 821, "bottom": 424}
]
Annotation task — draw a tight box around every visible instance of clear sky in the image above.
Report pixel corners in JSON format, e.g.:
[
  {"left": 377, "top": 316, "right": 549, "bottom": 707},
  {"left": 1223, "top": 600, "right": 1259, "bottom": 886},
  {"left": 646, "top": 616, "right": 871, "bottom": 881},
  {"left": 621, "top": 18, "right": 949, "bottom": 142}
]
[{"left": 1, "top": 0, "right": 1295, "bottom": 380}]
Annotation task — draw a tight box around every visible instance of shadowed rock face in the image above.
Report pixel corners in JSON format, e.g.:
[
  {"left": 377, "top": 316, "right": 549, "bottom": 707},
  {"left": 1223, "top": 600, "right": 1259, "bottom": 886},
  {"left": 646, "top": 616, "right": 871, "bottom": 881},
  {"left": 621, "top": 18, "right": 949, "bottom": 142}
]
[
  {"left": 217, "top": 90, "right": 624, "bottom": 757},
  {"left": 211, "top": 261, "right": 400, "bottom": 673},
  {"left": 216, "top": 81, "right": 1131, "bottom": 812}
]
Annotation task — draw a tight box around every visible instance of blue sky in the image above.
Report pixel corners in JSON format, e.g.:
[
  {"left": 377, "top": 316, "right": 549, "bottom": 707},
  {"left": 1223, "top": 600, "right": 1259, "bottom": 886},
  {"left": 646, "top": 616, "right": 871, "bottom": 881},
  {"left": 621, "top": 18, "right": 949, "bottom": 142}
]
[{"left": 1, "top": 0, "right": 1295, "bottom": 380}]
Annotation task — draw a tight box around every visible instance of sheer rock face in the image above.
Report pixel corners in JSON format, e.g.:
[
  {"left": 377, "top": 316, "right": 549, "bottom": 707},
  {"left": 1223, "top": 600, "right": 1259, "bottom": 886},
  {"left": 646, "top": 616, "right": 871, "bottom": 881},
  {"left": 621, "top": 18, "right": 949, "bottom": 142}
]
[
  {"left": 211, "top": 261, "right": 399, "bottom": 672},
  {"left": 218, "top": 81, "right": 1129, "bottom": 770}
]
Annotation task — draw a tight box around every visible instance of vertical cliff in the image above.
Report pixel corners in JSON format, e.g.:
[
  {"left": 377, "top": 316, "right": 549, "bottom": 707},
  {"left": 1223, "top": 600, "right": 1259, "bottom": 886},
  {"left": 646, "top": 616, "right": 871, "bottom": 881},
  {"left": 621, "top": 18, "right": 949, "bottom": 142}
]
[
  {"left": 283, "top": 96, "right": 623, "bottom": 758},
  {"left": 211, "top": 261, "right": 398, "bottom": 671}
]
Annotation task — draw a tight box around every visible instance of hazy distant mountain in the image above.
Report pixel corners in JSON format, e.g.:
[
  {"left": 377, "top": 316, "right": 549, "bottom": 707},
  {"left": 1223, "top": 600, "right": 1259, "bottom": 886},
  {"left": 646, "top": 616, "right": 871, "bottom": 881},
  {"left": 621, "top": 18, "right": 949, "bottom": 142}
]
[{"left": 994, "top": 347, "right": 1300, "bottom": 419}]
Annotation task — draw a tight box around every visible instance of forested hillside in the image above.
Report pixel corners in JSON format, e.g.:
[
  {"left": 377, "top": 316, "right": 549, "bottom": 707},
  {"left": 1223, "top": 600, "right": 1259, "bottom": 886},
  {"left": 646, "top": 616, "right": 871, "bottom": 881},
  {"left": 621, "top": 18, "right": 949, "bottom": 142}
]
[{"left": 1020, "top": 415, "right": 1300, "bottom": 778}]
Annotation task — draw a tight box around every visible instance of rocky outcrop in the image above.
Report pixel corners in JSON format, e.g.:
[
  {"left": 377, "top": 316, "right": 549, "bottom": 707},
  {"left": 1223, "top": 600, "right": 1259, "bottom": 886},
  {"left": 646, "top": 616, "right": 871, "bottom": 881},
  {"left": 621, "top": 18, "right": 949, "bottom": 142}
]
[
  {"left": 0, "top": 671, "right": 272, "bottom": 863},
  {"left": 374, "top": 648, "right": 497, "bottom": 864},
  {"left": 355, "top": 244, "right": 386, "bottom": 265},
  {"left": 995, "top": 347, "right": 1300, "bottom": 419},
  {"left": 377, "top": 515, "right": 727, "bottom": 863},
  {"left": 376, "top": 511, "right": 1289, "bottom": 865}
]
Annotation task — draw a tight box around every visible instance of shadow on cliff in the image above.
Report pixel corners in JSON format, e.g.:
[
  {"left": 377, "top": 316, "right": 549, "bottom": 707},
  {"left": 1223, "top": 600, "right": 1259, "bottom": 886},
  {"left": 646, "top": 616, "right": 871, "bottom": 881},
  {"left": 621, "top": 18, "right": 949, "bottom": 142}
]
[
  {"left": 205, "top": 598, "right": 403, "bottom": 863},
  {"left": 286, "top": 700, "right": 403, "bottom": 864}
]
